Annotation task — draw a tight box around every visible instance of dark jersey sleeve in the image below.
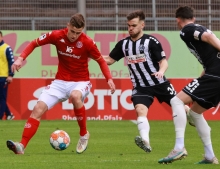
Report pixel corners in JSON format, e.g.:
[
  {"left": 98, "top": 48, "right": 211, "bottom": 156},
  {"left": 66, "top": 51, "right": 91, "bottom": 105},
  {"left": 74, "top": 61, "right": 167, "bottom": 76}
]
[
  {"left": 181, "top": 24, "right": 206, "bottom": 42},
  {"left": 148, "top": 36, "right": 166, "bottom": 62},
  {"left": 109, "top": 40, "right": 124, "bottom": 61},
  {"left": 6, "top": 46, "right": 14, "bottom": 77}
]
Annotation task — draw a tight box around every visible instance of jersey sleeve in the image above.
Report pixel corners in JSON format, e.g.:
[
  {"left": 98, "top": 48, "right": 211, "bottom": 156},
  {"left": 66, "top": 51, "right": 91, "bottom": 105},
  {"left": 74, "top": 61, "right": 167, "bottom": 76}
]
[
  {"left": 6, "top": 46, "right": 14, "bottom": 77},
  {"left": 36, "top": 31, "right": 56, "bottom": 46},
  {"left": 86, "top": 39, "right": 112, "bottom": 80},
  {"left": 109, "top": 40, "right": 124, "bottom": 61},
  {"left": 148, "top": 37, "right": 166, "bottom": 62},
  {"left": 181, "top": 25, "right": 206, "bottom": 42},
  {"left": 87, "top": 40, "right": 102, "bottom": 59}
]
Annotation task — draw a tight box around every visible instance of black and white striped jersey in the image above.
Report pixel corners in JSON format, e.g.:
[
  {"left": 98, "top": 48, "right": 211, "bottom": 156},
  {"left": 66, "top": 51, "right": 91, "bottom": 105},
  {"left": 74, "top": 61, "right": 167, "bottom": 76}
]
[{"left": 109, "top": 34, "right": 167, "bottom": 87}]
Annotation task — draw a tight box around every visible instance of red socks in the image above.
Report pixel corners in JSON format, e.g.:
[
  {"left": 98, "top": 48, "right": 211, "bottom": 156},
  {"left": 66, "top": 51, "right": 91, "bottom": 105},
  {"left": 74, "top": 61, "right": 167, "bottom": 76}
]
[
  {"left": 20, "top": 117, "right": 40, "bottom": 148},
  {"left": 20, "top": 106, "right": 86, "bottom": 148},
  {"left": 74, "top": 105, "right": 87, "bottom": 136}
]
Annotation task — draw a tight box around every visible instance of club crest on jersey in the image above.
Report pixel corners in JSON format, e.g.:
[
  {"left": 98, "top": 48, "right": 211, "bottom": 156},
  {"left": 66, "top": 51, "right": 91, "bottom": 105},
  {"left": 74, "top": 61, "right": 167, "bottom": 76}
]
[
  {"left": 139, "top": 44, "right": 145, "bottom": 52},
  {"left": 76, "top": 41, "right": 83, "bottom": 48}
]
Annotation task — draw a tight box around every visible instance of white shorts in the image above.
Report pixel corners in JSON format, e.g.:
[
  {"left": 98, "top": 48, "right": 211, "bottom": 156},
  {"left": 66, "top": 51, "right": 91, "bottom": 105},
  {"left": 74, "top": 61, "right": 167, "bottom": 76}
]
[{"left": 38, "top": 80, "right": 92, "bottom": 110}]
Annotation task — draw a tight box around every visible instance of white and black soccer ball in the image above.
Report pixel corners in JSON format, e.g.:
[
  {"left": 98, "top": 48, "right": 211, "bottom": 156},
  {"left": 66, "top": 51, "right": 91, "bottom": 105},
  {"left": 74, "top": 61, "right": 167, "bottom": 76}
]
[{"left": 49, "top": 130, "right": 70, "bottom": 150}]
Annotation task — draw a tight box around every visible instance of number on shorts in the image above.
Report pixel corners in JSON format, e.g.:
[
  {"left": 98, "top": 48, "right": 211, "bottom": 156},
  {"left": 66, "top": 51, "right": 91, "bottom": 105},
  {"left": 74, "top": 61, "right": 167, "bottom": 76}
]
[
  {"left": 167, "top": 84, "right": 176, "bottom": 95},
  {"left": 187, "top": 79, "right": 198, "bottom": 88},
  {"left": 186, "top": 79, "right": 199, "bottom": 93}
]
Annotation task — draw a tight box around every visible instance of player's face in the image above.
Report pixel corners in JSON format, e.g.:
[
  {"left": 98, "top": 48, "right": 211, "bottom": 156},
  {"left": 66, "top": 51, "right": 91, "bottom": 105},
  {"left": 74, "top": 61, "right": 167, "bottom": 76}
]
[
  {"left": 127, "top": 18, "right": 144, "bottom": 39},
  {"left": 67, "top": 23, "right": 84, "bottom": 42}
]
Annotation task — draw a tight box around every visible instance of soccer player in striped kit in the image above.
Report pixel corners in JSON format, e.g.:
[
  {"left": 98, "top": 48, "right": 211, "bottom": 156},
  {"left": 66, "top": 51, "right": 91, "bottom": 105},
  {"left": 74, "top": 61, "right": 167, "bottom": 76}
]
[{"left": 104, "top": 10, "right": 188, "bottom": 161}]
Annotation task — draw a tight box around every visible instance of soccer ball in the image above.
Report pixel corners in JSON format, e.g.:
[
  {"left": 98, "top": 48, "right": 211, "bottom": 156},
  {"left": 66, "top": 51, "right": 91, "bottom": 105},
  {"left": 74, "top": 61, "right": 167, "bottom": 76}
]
[{"left": 49, "top": 130, "right": 70, "bottom": 150}]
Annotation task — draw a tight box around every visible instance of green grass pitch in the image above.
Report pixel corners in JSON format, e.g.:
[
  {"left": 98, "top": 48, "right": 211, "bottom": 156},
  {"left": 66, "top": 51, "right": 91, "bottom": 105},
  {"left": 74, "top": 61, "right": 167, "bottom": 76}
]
[{"left": 0, "top": 120, "right": 220, "bottom": 169}]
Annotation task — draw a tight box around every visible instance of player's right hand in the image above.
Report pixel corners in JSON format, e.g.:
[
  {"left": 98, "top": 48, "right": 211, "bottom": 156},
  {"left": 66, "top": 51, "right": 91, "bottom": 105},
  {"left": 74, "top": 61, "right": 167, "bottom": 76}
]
[
  {"left": 108, "top": 79, "right": 116, "bottom": 94},
  {"left": 11, "top": 56, "right": 24, "bottom": 72}
]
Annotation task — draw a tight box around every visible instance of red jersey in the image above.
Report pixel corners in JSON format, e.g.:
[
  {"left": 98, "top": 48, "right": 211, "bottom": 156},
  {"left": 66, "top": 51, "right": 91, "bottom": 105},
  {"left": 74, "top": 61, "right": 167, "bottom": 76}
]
[{"left": 36, "top": 28, "right": 101, "bottom": 81}]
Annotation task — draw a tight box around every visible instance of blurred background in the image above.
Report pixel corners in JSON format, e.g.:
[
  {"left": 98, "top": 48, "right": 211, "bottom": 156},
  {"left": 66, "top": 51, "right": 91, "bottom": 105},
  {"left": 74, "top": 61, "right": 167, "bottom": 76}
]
[
  {"left": 1, "top": 0, "right": 220, "bottom": 31},
  {"left": 1, "top": 0, "right": 220, "bottom": 120}
]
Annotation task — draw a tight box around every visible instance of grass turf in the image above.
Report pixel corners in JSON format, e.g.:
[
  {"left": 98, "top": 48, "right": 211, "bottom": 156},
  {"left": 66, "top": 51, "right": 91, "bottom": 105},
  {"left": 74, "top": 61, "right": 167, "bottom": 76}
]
[{"left": 0, "top": 120, "right": 220, "bottom": 169}]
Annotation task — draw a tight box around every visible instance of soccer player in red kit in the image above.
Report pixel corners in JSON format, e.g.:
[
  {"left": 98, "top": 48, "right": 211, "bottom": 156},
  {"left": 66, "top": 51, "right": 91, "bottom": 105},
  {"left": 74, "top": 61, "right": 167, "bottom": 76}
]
[{"left": 6, "top": 13, "right": 116, "bottom": 154}]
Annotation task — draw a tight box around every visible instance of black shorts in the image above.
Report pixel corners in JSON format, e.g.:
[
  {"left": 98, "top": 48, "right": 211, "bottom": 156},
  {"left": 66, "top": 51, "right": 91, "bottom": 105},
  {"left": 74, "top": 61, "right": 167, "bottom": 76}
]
[
  {"left": 131, "top": 81, "right": 176, "bottom": 108},
  {"left": 183, "top": 74, "right": 220, "bottom": 109}
]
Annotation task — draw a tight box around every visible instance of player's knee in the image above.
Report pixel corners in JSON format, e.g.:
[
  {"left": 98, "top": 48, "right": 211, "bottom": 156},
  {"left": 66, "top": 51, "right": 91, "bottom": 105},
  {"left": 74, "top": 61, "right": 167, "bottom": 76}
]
[
  {"left": 135, "top": 104, "right": 148, "bottom": 116},
  {"left": 32, "top": 101, "right": 47, "bottom": 119},
  {"left": 70, "top": 91, "right": 82, "bottom": 101},
  {"left": 170, "top": 96, "right": 184, "bottom": 106}
]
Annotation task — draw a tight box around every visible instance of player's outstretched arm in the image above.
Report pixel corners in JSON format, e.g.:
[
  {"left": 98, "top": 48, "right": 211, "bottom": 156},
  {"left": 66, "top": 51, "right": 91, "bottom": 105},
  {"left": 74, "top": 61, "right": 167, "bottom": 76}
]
[
  {"left": 11, "top": 40, "right": 39, "bottom": 72},
  {"left": 201, "top": 32, "right": 220, "bottom": 51},
  {"left": 107, "top": 79, "right": 116, "bottom": 94},
  {"left": 94, "top": 56, "right": 116, "bottom": 94},
  {"left": 102, "top": 55, "right": 116, "bottom": 65}
]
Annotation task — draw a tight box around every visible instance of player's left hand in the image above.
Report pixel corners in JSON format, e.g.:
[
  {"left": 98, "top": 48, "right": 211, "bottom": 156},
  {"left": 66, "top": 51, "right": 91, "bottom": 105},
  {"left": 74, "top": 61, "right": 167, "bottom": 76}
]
[
  {"left": 107, "top": 79, "right": 116, "bottom": 94},
  {"left": 152, "top": 71, "right": 164, "bottom": 79}
]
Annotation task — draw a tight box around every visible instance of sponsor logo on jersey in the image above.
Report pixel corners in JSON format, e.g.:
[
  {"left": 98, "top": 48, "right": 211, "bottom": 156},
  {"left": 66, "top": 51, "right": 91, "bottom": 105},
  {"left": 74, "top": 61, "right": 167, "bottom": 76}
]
[
  {"left": 126, "top": 53, "right": 146, "bottom": 64},
  {"left": 76, "top": 41, "right": 83, "bottom": 48},
  {"left": 58, "top": 50, "right": 81, "bottom": 59}
]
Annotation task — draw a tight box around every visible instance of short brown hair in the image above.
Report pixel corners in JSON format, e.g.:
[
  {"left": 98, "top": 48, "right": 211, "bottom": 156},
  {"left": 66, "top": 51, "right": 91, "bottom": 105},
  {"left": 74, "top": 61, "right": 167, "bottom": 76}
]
[
  {"left": 175, "top": 6, "right": 194, "bottom": 19},
  {"left": 0, "top": 31, "right": 2, "bottom": 36},
  {"left": 69, "top": 13, "right": 85, "bottom": 28},
  {"left": 127, "top": 10, "right": 145, "bottom": 21}
]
